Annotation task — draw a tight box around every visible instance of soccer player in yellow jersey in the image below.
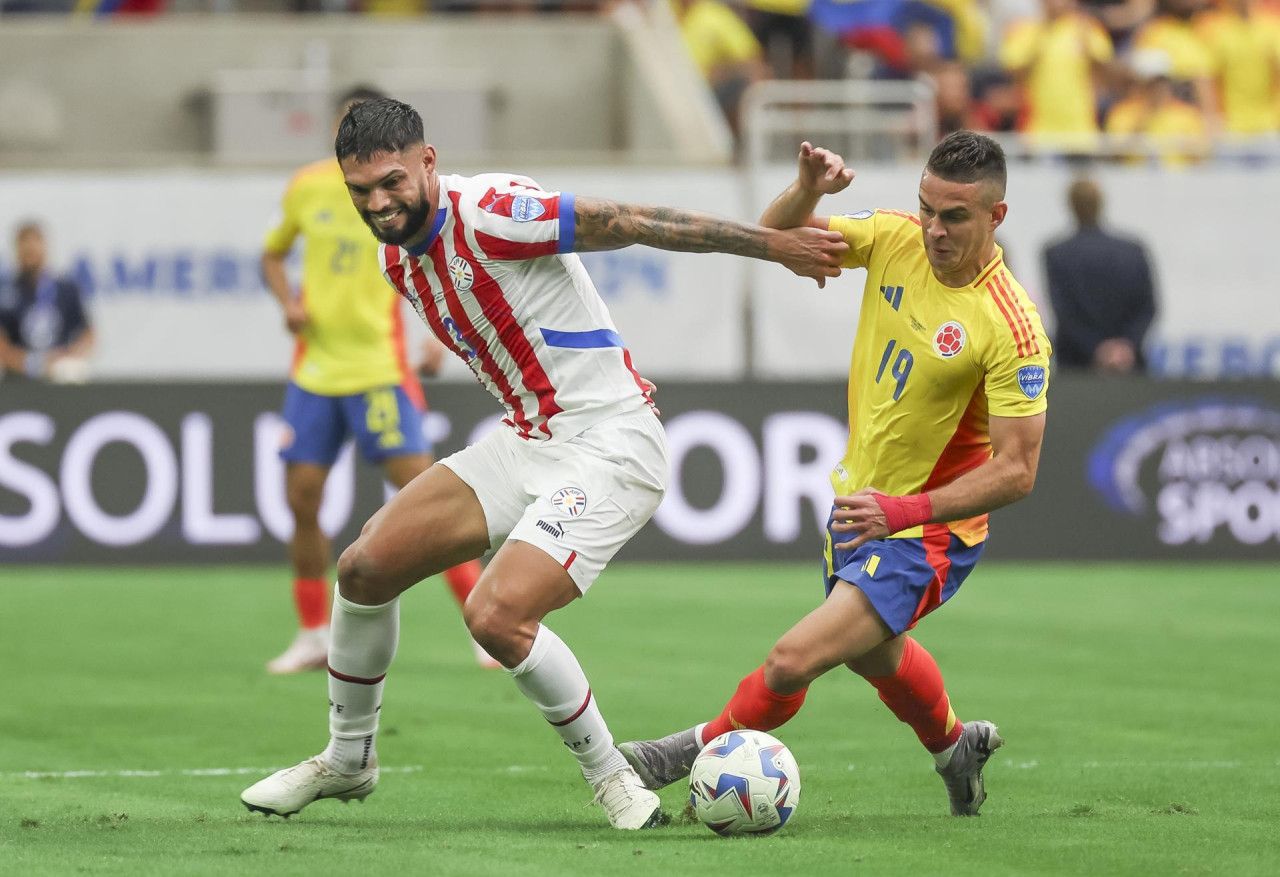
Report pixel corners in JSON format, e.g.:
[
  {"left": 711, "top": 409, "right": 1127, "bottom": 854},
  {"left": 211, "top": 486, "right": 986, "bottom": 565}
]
[
  {"left": 261, "top": 87, "right": 489, "bottom": 674},
  {"left": 622, "top": 132, "right": 1051, "bottom": 817}
]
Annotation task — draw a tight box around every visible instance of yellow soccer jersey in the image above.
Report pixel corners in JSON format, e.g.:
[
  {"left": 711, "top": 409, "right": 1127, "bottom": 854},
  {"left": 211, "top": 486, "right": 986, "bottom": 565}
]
[
  {"left": 828, "top": 209, "right": 1051, "bottom": 546},
  {"left": 1197, "top": 9, "right": 1280, "bottom": 135},
  {"left": 263, "top": 159, "right": 409, "bottom": 397},
  {"left": 999, "top": 13, "right": 1113, "bottom": 140}
]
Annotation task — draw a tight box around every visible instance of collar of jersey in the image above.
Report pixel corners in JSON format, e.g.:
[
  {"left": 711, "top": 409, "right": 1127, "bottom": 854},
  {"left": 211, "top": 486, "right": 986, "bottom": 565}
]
[{"left": 406, "top": 203, "right": 448, "bottom": 258}]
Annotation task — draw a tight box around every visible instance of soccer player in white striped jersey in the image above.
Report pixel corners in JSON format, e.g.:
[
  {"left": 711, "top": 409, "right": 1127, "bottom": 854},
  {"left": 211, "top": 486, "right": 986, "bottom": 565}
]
[{"left": 240, "top": 97, "right": 848, "bottom": 829}]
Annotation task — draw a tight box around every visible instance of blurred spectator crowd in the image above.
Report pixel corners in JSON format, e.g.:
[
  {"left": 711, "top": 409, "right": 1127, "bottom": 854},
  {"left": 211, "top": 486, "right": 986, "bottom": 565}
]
[
  {"left": 671, "top": 0, "right": 1280, "bottom": 162},
  {"left": 2, "top": 0, "right": 1277, "bottom": 162}
]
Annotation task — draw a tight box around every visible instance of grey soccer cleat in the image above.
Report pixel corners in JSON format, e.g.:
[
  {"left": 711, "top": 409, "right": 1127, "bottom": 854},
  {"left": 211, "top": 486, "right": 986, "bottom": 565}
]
[
  {"left": 619, "top": 727, "right": 702, "bottom": 791},
  {"left": 937, "top": 720, "right": 1004, "bottom": 816}
]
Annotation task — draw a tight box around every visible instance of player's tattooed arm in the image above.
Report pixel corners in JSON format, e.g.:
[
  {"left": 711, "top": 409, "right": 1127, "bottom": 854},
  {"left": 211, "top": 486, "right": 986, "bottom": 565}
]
[{"left": 573, "top": 196, "right": 849, "bottom": 286}]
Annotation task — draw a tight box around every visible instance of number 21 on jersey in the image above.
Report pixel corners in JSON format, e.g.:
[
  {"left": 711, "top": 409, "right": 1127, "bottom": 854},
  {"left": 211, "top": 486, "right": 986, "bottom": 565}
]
[{"left": 876, "top": 339, "right": 913, "bottom": 401}]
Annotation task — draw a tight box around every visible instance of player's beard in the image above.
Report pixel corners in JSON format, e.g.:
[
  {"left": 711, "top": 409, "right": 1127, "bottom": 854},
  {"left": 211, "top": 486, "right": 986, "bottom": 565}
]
[{"left": 360, "top": 185, "right": 433, "bottom": 246}]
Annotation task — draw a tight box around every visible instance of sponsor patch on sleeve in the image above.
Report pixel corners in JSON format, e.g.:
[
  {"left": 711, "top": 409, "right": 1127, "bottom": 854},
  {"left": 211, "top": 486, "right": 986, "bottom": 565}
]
[
  {"left": 1017, "top": 365, "right": 1047, "bottom": 399},
  {"left": 511, "top": 195, "right": 547, "bottom": 222},
  {"left": 842, "top": 209, "right": 874, "bottom": 220}
]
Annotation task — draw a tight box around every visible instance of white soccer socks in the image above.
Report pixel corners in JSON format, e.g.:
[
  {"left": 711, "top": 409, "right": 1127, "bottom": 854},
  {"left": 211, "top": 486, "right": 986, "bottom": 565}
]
[
  {"left": 322, "top": 591, "right": 400, "bottom": 774},
  {"left": 508, "top": 625, "right": 627, "bottom": 785}
]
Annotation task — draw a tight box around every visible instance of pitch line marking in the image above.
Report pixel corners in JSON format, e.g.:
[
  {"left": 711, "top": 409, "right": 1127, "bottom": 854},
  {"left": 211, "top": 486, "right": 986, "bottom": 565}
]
[
  {"left": 841, "top": 759, "right": 1273, "bottom": 772},
  {"left": 6, "top": 765, "right": 425, "bottom": 780}
]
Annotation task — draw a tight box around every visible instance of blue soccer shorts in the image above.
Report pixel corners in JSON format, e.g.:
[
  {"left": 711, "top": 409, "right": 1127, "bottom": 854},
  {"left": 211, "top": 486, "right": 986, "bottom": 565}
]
[
  {"left": 823, "top": 514, "right": 985, "bottom": 635},
  {"left": 279, "top": 382, "right": 431, "bottom": 466}
]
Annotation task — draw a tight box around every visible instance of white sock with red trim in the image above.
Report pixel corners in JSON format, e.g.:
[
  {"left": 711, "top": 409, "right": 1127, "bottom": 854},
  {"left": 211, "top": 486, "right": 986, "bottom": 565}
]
[
  {"left": 322, "top": 591, "right": 400, "bottom": 774},
  {"left": 507, "top": 624, "right": 626, "bottom": 785}
]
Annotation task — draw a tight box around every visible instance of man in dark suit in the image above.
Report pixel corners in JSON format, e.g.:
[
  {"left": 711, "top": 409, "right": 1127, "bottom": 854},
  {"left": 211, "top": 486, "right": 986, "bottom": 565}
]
[
  {"left": 0, "top": 221, "right": 95, "bottom": 382},
  {"left": 1043, "top": 179, "right": 1157, "bottom": 373}
]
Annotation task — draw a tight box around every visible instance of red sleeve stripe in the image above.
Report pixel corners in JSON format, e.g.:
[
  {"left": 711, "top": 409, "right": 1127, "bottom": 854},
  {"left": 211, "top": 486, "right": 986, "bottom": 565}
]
[
  {"left": 477, "top": 186, "right": 561, "bottom": 222},
  {"left": 422, "top": 249, "right": 537, "bottom": 438},
  {"left": 475, "top": 229, "right": 559, "bottom": 261},
  {"left": 451, "top": 192, "right": 563, "bottom": 438},
  {"left": 991, "top": 271, "right": 1040, "bottom": 355},
  {"left": 987, "top": 279, "right": 1029, "bottom": 358},
  {"left": 973, "top": 257, "right": 1004, "bottom": 289},
  {"left": 879, "top": 208, "right": 922, "bottom": 227}
]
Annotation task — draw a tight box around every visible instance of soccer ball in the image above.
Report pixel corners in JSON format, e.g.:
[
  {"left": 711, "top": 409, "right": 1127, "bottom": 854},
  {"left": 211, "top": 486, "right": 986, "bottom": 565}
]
[{"left": 688, "top": 730, "right": 801, "bottom": 836}]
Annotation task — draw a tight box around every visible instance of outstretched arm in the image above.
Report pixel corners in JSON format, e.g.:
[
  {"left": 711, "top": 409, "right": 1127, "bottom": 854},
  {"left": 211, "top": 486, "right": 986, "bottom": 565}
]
[
  {"left": 572, "top": 196, "right": 848, "bottom": 287},
  {"left": 760, "top": 141, "right": 855, "bottom": 231}
]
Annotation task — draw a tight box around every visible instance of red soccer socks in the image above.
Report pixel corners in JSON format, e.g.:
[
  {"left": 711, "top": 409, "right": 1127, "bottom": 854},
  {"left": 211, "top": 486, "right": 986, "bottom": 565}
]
[
  {"left": 864, "top": 636, "right": 963, "bottom": 753},
  {"left": 699, "top": 666, "right": 809, "bottom": 746},
  {"left": 293, "top": 577, "right": 330, "bottom": 629}
]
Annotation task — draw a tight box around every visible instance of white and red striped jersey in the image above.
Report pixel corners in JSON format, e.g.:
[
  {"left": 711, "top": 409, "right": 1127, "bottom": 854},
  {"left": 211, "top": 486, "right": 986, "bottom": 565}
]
[{"left": 378, "top": 172, "right": 650, "bottom": 444}]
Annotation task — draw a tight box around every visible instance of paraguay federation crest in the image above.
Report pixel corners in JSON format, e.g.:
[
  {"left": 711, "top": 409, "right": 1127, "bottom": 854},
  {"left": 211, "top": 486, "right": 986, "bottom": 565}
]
[
  {"left": 933, "top": 321, "right": 967, "bottom": 358},
  {"left": 550, "top": 487, "right": 588, "bottom": 517},
  {"left": 448, "top": 255, "right": 475, "bottom": 291}
]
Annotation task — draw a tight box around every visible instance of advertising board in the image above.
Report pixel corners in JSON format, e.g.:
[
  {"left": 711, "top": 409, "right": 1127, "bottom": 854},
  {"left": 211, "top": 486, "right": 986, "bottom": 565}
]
[{"left": 3, "top": 378, "right": 1276, "bottom": 564}]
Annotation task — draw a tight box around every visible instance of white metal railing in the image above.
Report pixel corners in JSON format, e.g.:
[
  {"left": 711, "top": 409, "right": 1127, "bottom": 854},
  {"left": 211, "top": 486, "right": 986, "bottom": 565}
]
[
  {"left": 739, "top": 77, "right": 1280, "bottom": 168},
  {"left": 740, "top": 78, "right": 939, "bottom": 170}
]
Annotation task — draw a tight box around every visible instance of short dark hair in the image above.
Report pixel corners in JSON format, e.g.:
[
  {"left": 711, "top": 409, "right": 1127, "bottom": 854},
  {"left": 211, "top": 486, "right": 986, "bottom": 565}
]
[
  {"left": 334, "top": 84, "right": 386, "bottom": 114},
  {"left": 335, "top": 97, "right": 424, "bottom": 163},
  {"left": 1068, "top": 178, "right": 1103, "bottom": 227},
  {"left": 925, "top": 131, "right": 1007, "bottom": 199}
]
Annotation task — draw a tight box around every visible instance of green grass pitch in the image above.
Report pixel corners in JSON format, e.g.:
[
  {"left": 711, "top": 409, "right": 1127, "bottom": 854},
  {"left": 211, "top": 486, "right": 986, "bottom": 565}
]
[{"left": 2, "top": 562, "right": 1277, "bottom": 876}]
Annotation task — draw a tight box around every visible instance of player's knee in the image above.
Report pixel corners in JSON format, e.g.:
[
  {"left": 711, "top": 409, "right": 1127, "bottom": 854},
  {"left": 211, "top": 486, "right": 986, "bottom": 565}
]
[
  {"left": 286, "top": 482, "right": 323, "bottom": 524},
  {"left": 336, "top": 539, "right": 394, "bottom": 604},
  {"left": 764, "top": 642, "right": 820, "bottom": 692},
  {"left": 463, "top": 596, "right": 509, "bottom": 650},
  {"left": 463, "top": 594, "right": 533, "bottom": 665}
]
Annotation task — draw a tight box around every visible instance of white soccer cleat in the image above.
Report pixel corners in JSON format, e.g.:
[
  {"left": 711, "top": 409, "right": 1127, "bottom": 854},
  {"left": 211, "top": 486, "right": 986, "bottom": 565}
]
[
  {"left": 589, "top": 765, "right": 669, "bottom": 830},
  {"left": 266, "top": 627, "right": 329, "bottom": 675},
  {"left": 471, "top": 637, "right": 503, "bottom": 669},
  {"left": 241, "top": 756, "right": 378, "bottom": 817}
]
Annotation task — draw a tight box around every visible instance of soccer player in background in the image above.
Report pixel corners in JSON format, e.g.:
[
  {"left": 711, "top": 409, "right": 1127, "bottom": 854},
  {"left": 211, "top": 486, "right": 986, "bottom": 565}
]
[
  {"left": 241, "top": 97, "right": 848, "bottom": 829},
  {"left": 260, "top": 86, "right": 490, "bottom": 674},
  {"left": 621, "top": 132, "right": 1051, "bottom": 817}
]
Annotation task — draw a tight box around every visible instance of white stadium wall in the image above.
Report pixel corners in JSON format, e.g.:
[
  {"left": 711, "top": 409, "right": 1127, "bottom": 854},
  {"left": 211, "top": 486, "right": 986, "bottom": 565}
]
[{"left": 0, "top": 164, "right": 1275, "bottom": 381}]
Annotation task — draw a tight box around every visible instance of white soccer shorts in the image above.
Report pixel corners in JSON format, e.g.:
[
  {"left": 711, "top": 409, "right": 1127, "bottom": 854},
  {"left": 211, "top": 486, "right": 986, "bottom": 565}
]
[{"left": 439, "top": 411, "right": 668, "bottom": 592}]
